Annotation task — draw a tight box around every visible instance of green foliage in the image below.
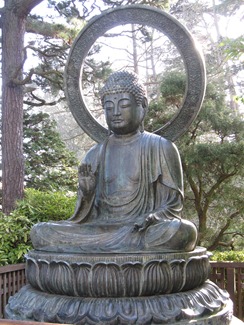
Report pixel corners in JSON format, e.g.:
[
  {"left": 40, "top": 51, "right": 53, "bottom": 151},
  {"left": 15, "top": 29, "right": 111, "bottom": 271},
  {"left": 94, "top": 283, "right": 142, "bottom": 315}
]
[
  {"left": 211, "top": 251, "right": 244, "bottom": 262},
  {"left": 0, "top": 213, "right": 33, "bottom": 266},
  {"left": 146, "top": 70, "right": 244, "bottom": 250},
  {"left": 199, "top": 86, "right": 243, "bottom": 141},
  {"left": 145, "top": 99, "right": 175, "bottom": 132},
  {"left": 182, "top": 141, "right": 244, "bottom": 180},
  {"left": 234, "top": 95, "right": 244, "bottom": 105},
  {"left": 24, "top": 108, "right": 78, "bottom": 191},
  {"left": 180, "top": 104, "right": 244, "bottom": 247},
  {"left": 47, "top": 0, "right": 170, "bottom": 15},
  {"left": 16, "top": 188, "right": 77, "bottom": 223},
  {"left": 0, "top": 189, "right": 76, "bottom": 265},
  {"left": 180, "top": 91, "right": 244, "bottom": 248},
  {"left": 160, "top": 71, "right": 186, "bottom": 105},
  {"left": 219, "top": 36, "right": 244, "bottom": 60},
  {"left": 145, "top": 71, "right": 186, "bottom": 132},
  {"left": 218, "top": 36, "right": 244, "bottom": 105}
]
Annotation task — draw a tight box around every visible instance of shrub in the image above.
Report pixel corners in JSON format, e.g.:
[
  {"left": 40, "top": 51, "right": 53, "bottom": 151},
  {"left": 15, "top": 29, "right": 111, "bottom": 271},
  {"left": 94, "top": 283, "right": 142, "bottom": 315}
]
[
  {"left": 0, "top": 214, "right": 33, "bottom": 265},
  {"left": 0, "top": 188, "right": 77, "bottom": 265},
  {"left": 16, "top": 188, "right": 77, "bottom": 223},
  {"left": 210, "top": 250, "right": 244, "bottom": 262}
]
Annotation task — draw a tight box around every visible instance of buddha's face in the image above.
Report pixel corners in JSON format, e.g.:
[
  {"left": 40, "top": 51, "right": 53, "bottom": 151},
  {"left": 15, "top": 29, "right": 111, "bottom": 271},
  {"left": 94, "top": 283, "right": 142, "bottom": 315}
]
[{"left": 104, "top": 92, "right": 144, "bottom": 135}]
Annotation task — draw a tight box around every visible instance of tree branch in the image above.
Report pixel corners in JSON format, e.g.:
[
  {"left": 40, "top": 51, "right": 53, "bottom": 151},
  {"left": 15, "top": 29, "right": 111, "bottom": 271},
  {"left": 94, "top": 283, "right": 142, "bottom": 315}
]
[
  {"left": 224, "top": 232, "right": 244, "bottom": 238},
  {"left": 35, "top": 69, "right": 63, "bottom": 89},
  {"left": 26, "top": 44, "right": 69, "bottom": 57},
  {"left": 26, "top": 17, "right": 76, "bottom": 42},
  {"left": 207, "top": 210, "right": 240, "bottom": 250},
  {"left": 182, "top": 160, "right": 202, "bottom": 211},
  {"left": 24, "top": 93, "right": 65, "bottom": 107},
  {"left": 9, "top": 44, "right": 31, "bottom": 86},
  {"left": 203, "top": 172, "right": 236, "bottom": 217},
  {"left": 62, "top": 133, "right": 85, "bottom": 142},
  {"left": 11, "top": 68, "right": 35, "bottom": 86},
  {"left": 11, "top": 0, "right": 44, "bottom": 17}
]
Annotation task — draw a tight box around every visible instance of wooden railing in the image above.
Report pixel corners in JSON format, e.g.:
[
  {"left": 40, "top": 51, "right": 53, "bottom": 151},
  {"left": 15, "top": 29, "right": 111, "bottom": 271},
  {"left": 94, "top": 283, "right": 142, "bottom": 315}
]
[
  {"left": 1, "top": 262, "right": 244, "bottom": 320},
  {"left": 0, "top": 263, "right": 26, "bottom": 319},
  {"left": 209, "top": 261, "right": 244, "bottom": 321}
]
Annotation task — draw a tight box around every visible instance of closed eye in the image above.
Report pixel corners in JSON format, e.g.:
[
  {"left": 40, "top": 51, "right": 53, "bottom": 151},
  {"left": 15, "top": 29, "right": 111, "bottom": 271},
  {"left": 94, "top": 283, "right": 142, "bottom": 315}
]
[
  {"left": 119, "top": 99, "right": 131, "bottom": 108},
  {"left": 104, "top": 101, "right": 114, "bottom": 110}
]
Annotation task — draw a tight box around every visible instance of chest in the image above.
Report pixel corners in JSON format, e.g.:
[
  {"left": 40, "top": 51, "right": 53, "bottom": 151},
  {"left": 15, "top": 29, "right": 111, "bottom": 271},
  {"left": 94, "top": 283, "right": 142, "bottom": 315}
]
[{"left": 104, "top": 141, "right": 141, "bottom": 184}]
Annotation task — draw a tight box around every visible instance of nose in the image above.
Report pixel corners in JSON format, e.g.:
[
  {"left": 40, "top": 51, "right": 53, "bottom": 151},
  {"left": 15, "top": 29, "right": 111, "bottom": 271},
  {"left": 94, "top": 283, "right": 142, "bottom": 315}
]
[{"left": 113, "top": 102, "right": 121, "bottom": 115}]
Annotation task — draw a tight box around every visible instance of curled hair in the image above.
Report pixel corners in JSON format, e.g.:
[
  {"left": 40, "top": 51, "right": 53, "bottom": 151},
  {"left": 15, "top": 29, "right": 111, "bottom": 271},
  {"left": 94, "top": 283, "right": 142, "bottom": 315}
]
[{"left": 100, "top": 71, "right": 146, "bottom": 105}]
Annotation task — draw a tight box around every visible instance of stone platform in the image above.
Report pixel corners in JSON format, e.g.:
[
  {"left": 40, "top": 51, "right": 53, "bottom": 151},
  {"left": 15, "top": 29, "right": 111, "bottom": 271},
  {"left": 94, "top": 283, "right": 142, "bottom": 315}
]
[
  {"left": 5, "top": 281, "right": 232, "bottom": 324},
  {"left": 5, "top": 247, "right": 233, "bottom": 324},
  {"left": 24, "top": 247, "right": 210, "bottom": 296}
]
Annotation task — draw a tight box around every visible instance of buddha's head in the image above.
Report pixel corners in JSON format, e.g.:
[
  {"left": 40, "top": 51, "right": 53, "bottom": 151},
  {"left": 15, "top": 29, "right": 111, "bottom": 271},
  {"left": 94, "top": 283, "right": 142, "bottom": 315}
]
[{"left": 100, "top": 71, "right": 148, "bottom": 135}]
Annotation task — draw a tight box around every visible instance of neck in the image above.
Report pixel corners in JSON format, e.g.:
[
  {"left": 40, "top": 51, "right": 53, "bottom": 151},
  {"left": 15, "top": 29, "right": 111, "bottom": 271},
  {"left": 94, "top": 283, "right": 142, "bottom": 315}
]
[{"left": 113, "top": 130, "right": 141, "bottom": 139}]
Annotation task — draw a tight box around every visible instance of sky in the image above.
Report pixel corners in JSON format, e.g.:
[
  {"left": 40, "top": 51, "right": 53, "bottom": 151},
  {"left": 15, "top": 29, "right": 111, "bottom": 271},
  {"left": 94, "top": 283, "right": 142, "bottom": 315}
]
[
  {"left": 0, "top": 0, "right": 242, "bottom": 39},
  {"left": 0, "top": 0, "right": 243, "bottom": 103},
  {"left": 29, "top": 0, "right": 244, "bottom": 37}
]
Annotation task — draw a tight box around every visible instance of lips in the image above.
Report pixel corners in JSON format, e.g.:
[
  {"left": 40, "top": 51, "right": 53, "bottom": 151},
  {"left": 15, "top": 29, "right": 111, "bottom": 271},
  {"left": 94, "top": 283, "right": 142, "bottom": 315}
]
[{"left": 112, "top": 119, "right": 123, "bottom": 123}]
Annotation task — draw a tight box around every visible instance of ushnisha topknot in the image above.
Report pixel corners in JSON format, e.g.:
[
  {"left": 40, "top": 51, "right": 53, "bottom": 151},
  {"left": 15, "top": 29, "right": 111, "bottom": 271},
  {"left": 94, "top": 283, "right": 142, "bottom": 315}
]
[{"left": 100, "top": 71, "right": 146, "bottom": 105}]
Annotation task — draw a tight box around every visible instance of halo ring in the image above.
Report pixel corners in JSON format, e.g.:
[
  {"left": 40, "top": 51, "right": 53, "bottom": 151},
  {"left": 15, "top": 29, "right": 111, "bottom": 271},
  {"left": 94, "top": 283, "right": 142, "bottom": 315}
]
[{"left": 65, "top": 5, "right": 206, "bottom": 142}]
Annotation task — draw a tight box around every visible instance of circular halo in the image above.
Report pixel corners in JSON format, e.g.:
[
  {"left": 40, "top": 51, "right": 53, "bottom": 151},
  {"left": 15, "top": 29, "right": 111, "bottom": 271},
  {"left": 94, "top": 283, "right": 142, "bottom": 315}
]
[{"left": 65, "top": 5, "right": 206, "bottom": 143}]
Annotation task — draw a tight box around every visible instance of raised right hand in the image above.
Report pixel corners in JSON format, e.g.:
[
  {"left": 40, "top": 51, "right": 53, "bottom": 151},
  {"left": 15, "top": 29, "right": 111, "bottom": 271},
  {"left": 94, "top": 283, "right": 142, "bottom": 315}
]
[{"left": 78, "top": 163, "right": 96, "bottom": 196}]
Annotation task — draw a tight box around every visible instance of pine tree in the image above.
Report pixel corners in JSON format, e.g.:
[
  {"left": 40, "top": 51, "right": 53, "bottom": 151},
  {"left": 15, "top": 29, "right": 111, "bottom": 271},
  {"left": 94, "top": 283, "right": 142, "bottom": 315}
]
[
  {"left": 146, "top": 71, "right": 244, "bottom": 250},
  {"left": 23, "top": 108, "right": 78, "bottom": 192}
]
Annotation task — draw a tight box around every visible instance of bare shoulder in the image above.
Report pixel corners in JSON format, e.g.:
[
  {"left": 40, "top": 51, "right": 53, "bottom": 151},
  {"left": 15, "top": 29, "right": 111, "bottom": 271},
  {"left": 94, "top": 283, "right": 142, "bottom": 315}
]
[{"left": 82, "top": 143, "right": 103, "bottom": 166}]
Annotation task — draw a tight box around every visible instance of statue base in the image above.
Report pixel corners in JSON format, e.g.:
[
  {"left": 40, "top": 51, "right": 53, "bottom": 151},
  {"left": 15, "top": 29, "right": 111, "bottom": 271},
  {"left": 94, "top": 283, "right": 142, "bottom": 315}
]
[
  {"left": 5, "top": 247, "right": 233, "bottom": 324},
  {"left": 5, "top": 282, "right": 233, "bottom": 324},
  {"left": 24, "top": 247, "right": 211, "bottom": 296}
]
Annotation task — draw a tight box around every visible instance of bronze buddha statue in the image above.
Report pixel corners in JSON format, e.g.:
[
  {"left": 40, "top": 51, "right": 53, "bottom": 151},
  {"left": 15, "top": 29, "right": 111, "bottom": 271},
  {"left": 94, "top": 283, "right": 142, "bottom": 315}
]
[{"left": 31, "top": 71, "right": 197, "bottom": 253}]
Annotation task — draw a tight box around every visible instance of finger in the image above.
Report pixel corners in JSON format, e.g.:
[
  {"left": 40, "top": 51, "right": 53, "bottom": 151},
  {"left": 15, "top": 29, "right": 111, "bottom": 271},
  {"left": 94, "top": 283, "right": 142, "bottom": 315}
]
[
  {"left": 84, "top": 164, "right": 88, "bottom": 177},
  {"left": 79, "top": 164, "right": 84, "bottom": 174},
  {"left": 80, "top": 164, "right": 88, "bottom": 176},
  {"left": 87, "top": 164, "right": 92, "bottom": 174}
]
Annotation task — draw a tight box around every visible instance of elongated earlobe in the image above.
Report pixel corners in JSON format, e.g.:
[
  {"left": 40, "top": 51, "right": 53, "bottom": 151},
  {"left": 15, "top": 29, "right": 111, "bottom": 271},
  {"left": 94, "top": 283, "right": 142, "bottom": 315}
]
[
  {"left": 142, "top": 97, "right": 148, "bottom": 112},
  {"left": 140, "top": 121, "right": 144, "bottom": 133},
  {"left": 139, "top": 97, "right": 148, "bottom": 133}
]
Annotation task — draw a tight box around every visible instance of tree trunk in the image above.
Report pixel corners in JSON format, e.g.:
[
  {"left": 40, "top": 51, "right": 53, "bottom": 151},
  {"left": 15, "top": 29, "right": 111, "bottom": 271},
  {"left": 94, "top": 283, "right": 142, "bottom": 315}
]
[
  {"left": 1, "top": 0, "right": 43, "bottom": 214},
  {"left": 2, "top": 4, "right": 25, "bottom": 213},
  {"left": 131, "top": 24, "right": 139, "bottom": 74},
  {"left": 198, "top": 211, "right": 207, "bottom": 244}
]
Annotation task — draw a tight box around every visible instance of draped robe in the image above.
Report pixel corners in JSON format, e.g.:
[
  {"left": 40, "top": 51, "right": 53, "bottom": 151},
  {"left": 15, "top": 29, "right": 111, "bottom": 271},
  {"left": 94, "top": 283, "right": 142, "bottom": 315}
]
[{"left": 31, "top": 132, "right": 197, "bottom": 253}]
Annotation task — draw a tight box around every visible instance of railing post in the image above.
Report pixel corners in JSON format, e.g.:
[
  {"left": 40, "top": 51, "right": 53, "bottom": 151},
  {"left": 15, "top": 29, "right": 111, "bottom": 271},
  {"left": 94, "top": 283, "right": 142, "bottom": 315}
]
[
  {"left": 210, "top": 261, "right": 244, "bottom": 320},
  {"left": 0, "top": 264, "right": 26, "bottom": 318}
]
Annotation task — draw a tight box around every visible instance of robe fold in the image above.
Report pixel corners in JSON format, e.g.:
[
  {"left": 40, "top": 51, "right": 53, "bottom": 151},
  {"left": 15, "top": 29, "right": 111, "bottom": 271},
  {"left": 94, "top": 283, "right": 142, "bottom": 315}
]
[{"left": 31, "top": 132, "right": 197, "bottom": 253}]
